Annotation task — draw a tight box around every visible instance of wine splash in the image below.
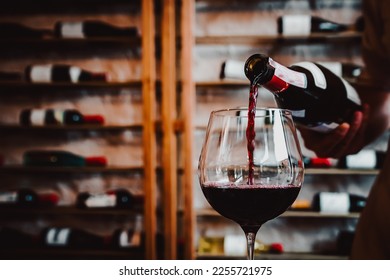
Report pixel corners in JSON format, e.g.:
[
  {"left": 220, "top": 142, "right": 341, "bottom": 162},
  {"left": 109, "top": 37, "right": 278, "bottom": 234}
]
[{"left": 246, "top": 83, "right": 258, "bottom": 185}]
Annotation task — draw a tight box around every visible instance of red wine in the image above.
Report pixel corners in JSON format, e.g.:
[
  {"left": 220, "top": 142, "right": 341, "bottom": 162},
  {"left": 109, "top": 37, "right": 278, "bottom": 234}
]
[
  {"left": 25, "top": 64, "right": 108, "bottom": 83},
  {"left": 244, "top": 53, "right": 362, "bottom": 132},
  {"left": 201, "top": 183, "right": 300, "bottom": 229},
  {"left": 20, "top": 109, "right": 104, "bottom": 126},
  {"left": 54, "top": 20, "right": 139, "bottom": 39},
  {"left": 246, "top": 84, "right": 258, "bottom": 184}
]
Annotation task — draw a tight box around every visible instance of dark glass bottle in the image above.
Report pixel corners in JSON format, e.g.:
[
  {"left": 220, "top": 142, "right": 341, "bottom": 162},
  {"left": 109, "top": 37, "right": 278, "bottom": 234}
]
[
  {"left": 20, "top": 109, "right": 104, "bottom": 126},
  {"left": 0, "top": 189, "right": 59, "bottom": 207},
  {"left": 0, "top": 71, "right": 23, "bottom": 82},
  {"left": 23, "top": 150, "right": 107, "bottom": 167},
  {"left": 41, "top": 227, "right": 110, "bottom": 249},
  {"left": 0, "top": 22, "right": 50, "bottom": 39},
  {"left": 25, "top": 64, "right": 108, "bottom": 83},
  {"left": 244, "top": 53, "right": 362, "bottom": 132},
  {"left": 312, "top": 192, "right": 366, "bottom": 213},
  {"left": 277, "top": 15, "right": 363, "bottom": 35},
  {"left": 54, "top": 20, "right": 139, "bottom": 39},
  {"left": 0, "top": 189, "right": 38, "bottom": 207},
  {"left": 0, "top": 227, "right": 38, "bottom": 248},
  {"left": 76, "top": 189, "right": 135, "bottom": 209}
]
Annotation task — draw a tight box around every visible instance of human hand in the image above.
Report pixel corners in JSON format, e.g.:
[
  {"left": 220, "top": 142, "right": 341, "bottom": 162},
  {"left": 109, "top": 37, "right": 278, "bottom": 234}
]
[{"left": 298, "top": 104, "right": 370, "bottom": 159}]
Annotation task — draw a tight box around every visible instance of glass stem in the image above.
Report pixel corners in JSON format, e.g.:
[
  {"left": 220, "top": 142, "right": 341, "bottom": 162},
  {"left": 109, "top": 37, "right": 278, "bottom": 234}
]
[{"left": 245, "top": 231, "right": 257, "bottom": 260}]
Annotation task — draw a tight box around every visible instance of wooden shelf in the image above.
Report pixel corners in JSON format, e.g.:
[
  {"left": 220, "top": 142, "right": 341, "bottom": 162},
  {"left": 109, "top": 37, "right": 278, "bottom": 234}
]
[
  {"left": 196, "top": 32, "right": 362, "bottom": 45},
  {"left": 196, "top": 208, "right": 360, "bottom": 219},
  {"left": 0, "top": 165, "right": 143, "bottom": 174},
  {"left": 0, "top": 206, "right": 141, "bottom": 217},
  {"left": 0, "top": 81, "right": 143, "bottom": 91},
  {"left": 305, "top": 168, "right": 379, "bottom": 176},
  {"left": 0, "top": 248, "right": 145, "bottom": 260},
  {"left": 197, "top": 252, "right": 348, "bottom": 260},
  {"left": 0, "top": 124, "right": 143, "bottom": 132}
]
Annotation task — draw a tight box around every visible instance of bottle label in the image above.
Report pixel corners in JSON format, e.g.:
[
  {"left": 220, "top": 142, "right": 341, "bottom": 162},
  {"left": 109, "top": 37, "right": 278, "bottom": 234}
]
[
  {"left": 346, "top": 149, "right": 376, "bottom": 169},
  {"left": 118, "top": 231, "right": 134, "bottom": 247},
  {"left": 319, "top": 193, "right": 350, "bottom": 214},
  {"left": 69, "top": 66, "right": 82, "bottom": 83},
  {"left": 85, "top": 194, "right": 116, "bottom": 207},
  {"left": 281, "top": 15, "right": 311, "bottom": 36},
  {"left": 46, "top": 228, "right": 70, "bottom": 246},
  {"left": 60, "top": 22, "right": 84, "bottom": 39},
  {"left": 224, "top": 234, "right": 246, "bottom": 256},
  {"left": 292, "top": 62, "right": 327, "bottom": 89},
  {"left": 0, "top": 191, "right": 18, "bottom": 203},
  {"left": 53, "top": 110, "right": 65, "bottom": 124},
  {"left": 269, "top": 58, "right": 306, "bottom": 88},
  {"left": 30, "top": 65, "right": 52, "bottom": 83},
  {"left": 316, "top": 62, "right": 343, "bottom": 77},
  {"left": 30, "top": 109, "right": 46, "bottom": 126},
  {"left": 223, "top": 60, "right": 247, "bottom": 80}
]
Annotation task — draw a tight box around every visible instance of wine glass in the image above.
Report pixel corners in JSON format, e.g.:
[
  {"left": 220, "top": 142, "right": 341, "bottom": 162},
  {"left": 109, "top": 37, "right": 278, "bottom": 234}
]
[{"left": 198, "top": 108, "right": 304, "bottom": 260}]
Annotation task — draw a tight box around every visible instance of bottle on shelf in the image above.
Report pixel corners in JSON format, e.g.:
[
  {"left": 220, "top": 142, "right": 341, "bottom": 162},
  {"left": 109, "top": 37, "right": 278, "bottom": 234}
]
[
  {"left": 24, "top": 64, "right": 109, "bottom": 83},
  {"left": 54, "top": 20, "right": 139, "bottom": 39},
  {"left": 0, "top": 188, "right": 60, "bottom": 207},
  {"left": 0, "top": 227, "right": 38, "bottom": 248},
  {"left": 41, "top": 227, "right": 110, "bottom": 249},
  {"left": 111, "top": 215, "right": 143, "bottom": 248},
  {"left": 303, "top": 156, "right": 332, "bottom": 168},
  {"left": 0, "top": 22, "right": 51, "bottom": 39},
  {"left": 244, "top": 53, "right": 362, "bottom": 132},
  {"left": 337, "top": 149, "right": 379, "bottom": 169},
  {"left": 315, "top": 62, "right": 363, "bottom": 80},
  {"left": 219, "top": 59, "right": 247, "bottom": 80},
  {"left": 20, "top": 108, "right": 104, "bottom": 126},
  {"left": 277, "top": 15, "right": 364, "bottom": 36},
  {"left": 76, "top": 188, "right": 138, "bottom": 209},
  {"left": 197, "top": 235, "right": 283, "bottom": 256},
  {"left": 312, "top": 192, "right": 367, "bottom": 213},
  {"left": 23, "top": 150, "right": 107, "bottom": 167},
  {"left": 0, "top": 71, "right": 23, "bottom": 82}
]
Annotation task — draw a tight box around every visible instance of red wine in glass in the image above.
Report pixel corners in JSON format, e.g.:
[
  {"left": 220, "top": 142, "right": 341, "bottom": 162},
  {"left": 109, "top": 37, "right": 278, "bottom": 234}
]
[{"left": 201, "top": 183, "right": 300, "bottom": 233}]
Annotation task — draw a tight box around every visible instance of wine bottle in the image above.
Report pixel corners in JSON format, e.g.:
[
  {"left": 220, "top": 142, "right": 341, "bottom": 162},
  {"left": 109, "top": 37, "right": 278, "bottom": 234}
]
[
  {"left": 23, "top": 150, "right": 107, "bottom": 167},
  {"left": 54, "top": 20, "right": 139, "bottom": 39},
  {"left": 0, "top": 227, "right": 38, "bottom": 248},
  {"left": 244, "top": 53, "right": 362, "bottom": 132},
  {"left": 41, "top": 227, "right": 110, "bottom": 249},
  {"left": 277, "top": 15, "right": 362, "bottom": 36},
  {"left": 76, "top": 188, "right": 135, "bottom": 209},
  {"left": 0, "top": 71, "right": 23, "bottom": 82},
  {"left": 315, "top": 62, "right": 363, "bottom": 80},
  {"left": 0, "top": 188, "right": 59, "bottom": 207},
  {"left": 219, "top": 59, "right": 247, "bottom": 80},
  {"left": 312, "top": 192, "right": 366, "bottom": 213},
  {"left": 0, "top": 22, "right": 50, "bottom": 39},
  {"left": 111, "top": 215, "right": 143, "bottom": 248},
  {"left": 20, "top": 109, "right": 104, "bottom": 126},
  {"left": 198, "top": 235, "right": 283, "bottom": 256},
  {"left": 303, "top": 156, "right": 332, "bottom": 168},
  {"left": 338, "top": 149, "right": 378, "bottom": 169},
  {"left": 25, "top": 64, "right": 108, "bottom": 83}
]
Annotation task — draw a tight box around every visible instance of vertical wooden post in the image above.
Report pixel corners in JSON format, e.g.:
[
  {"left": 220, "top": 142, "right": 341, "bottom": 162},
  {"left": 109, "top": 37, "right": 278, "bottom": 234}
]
[
  {"left": 161, "top": 0, "right": 178, "bottom": 260},
  {"left": 142, "top": 0, "right": 157, "bottom": 260},
  {"left": 180, "top": 0, "right": 196, "bottom": 260}
]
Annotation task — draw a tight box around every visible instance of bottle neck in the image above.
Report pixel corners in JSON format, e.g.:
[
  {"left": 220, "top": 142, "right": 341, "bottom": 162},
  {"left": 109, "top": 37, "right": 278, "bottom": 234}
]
[
  {"left": 263, "top": 74, "right": 290, "bottom": 94},
  {"left": 83, "top": 115, "right": 105, "bottom": 124}
]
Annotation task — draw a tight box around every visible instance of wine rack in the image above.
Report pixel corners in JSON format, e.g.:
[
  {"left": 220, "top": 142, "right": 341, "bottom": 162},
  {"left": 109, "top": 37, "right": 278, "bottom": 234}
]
[
  {"left": 183, "top": 0, "right": 385, "bottom": 260},
  {"left": 0, "top": 0, "right": 174, "bottom": 260}
]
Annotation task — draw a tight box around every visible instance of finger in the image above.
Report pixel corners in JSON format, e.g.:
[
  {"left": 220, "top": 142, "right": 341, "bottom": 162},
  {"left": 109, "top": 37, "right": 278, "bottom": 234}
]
[
  {"left": 315, "top": 123, "right": 351, "bottom": 158},
  {"left": 328, "top": 111, "right": 364, "bottom": 158}
]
